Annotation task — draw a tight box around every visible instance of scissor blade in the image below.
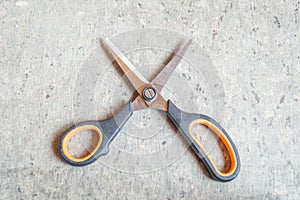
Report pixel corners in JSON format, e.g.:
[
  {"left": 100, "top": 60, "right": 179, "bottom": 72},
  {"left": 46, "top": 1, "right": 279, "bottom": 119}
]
[
  {"left": 132, "top": 95, "right": 148, "bottom": 111},
  {"left": 151, "top": 39, "right": 192, "bottom": 92},
  {"left": 132, "top": 39, "right": 192, "bottom": 111},
  {"left": 104, "top": 38, "right": 150, "bottom": 91}
]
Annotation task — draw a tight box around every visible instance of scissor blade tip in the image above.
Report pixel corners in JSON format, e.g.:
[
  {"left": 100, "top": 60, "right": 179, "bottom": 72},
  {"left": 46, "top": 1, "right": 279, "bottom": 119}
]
[
  {"left": 105, "top": 38, "right": 112, "bottom": 43},
  {"left": 104, "top": 38, "right": 115, "bottom": 47},
  {"left": 100, "top": 37, "right": 110, "bottom": 44},
  {"left": 99, "top": 38, "right": 104, "bottom": 43}
]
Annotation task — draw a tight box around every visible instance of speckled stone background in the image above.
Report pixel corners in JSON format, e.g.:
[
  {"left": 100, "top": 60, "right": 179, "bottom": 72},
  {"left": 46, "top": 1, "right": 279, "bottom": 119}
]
[{"left": 0, "top": 0, "right": 299, "bottom": 199}]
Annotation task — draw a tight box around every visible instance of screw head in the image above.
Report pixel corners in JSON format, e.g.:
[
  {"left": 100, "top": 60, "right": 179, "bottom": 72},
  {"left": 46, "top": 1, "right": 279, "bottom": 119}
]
[{"left": 142, "top": 86, "right": 157, "bottom": 102}]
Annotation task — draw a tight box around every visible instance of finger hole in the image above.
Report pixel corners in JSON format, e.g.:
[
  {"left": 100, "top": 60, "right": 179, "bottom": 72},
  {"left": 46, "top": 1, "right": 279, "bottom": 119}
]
[
  {"left": 62, "top": 125, "right": 103, "bottom": 163},
  {"left": 189, "top": 119, "right": 236, "bottom": 175},
  {"left": 68, "top": 129, "right": 100, "bottom": 158}
]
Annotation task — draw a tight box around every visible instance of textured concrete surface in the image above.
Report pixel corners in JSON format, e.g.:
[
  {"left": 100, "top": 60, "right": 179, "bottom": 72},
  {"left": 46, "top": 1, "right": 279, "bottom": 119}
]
[{"left": 1, "top": 0, "right": 299, "bottom": 199}]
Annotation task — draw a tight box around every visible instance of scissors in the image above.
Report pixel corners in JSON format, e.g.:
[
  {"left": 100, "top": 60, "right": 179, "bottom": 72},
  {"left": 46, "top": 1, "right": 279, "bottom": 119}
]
[{"left": 59, "top": 38, "right": 240, "bottom": 182}]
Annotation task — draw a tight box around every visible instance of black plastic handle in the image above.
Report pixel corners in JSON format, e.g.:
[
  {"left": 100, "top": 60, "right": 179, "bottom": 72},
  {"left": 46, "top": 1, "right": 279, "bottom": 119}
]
[
  {"left": 59, "top": 101, "right": 133, "bottom": 166},
  {"left": 167, "top": 100, "right": 240, "bottom": 182}
]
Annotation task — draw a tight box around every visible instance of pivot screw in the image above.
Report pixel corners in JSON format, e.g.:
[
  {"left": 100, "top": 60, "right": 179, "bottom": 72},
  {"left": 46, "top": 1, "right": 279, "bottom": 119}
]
[{"left": 142, "top": 86, "right": 157, "bottom": 102}]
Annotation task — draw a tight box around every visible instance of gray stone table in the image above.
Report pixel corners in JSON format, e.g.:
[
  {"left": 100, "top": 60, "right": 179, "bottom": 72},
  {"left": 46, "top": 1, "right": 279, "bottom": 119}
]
[{"left": 0, "top": 0, "right": 299, "bottom": 199}]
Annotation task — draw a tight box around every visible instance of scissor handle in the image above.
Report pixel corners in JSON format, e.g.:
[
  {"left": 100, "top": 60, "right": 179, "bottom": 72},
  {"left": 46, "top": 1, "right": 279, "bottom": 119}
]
[
  {"left": 59, "top": 101, "right": 133, "bottom": 166},
  {"left": 167, "top": 100, "right": 240, "bottom": 182}
]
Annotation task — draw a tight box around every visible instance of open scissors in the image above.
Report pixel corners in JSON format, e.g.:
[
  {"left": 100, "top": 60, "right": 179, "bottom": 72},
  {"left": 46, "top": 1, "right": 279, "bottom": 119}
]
[{"left": 59, "top": 38, "right": 240, "bottom": 182}]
